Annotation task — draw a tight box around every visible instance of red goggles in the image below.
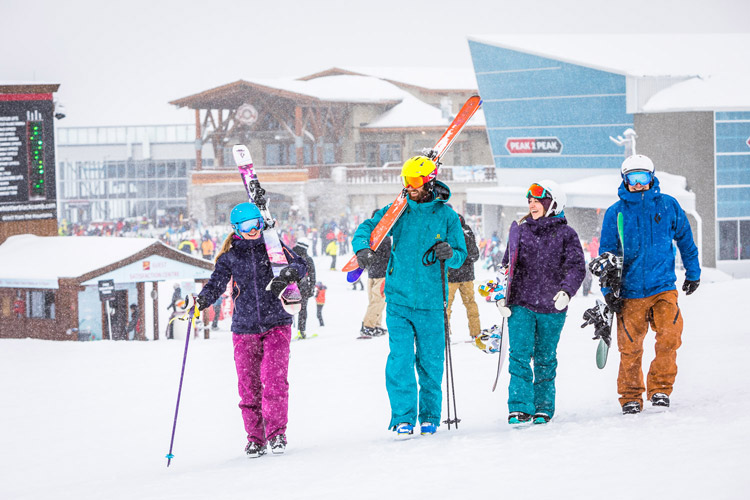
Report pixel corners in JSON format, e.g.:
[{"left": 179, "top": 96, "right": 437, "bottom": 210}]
[
  {"left": 402, "top": 175, "right": 430, "bottom": 189},
  {"left": 527, "top": 183, "right": 548, "bottom": 199}
]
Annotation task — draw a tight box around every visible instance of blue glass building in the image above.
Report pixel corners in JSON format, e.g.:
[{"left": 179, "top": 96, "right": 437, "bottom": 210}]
[{"left": 467, "top": 35, "right": 750, "bottom": 276}]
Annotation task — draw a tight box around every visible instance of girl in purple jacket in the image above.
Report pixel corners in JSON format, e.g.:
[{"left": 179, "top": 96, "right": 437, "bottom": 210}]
[
  {"left": 195, "top": 202, "right": 306, "bottom": 458},
  {"left": 497, "top": 180, "right": 586, "bottom": 425}
]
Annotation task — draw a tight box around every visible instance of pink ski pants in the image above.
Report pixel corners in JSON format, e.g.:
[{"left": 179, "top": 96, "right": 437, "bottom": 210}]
[{"left": 232, "top": 325, "right": 291, "bottom": 445}]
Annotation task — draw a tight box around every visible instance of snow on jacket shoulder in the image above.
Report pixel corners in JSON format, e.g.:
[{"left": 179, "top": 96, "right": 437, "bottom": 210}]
[
  {"left": 599, "top": 177, "right": 700, "bottom": 299},
  {"left": 197, "top": 237, "right": 307, "bottom": 334},
  {"left": 352, "top": 181, "right": 467, "bottom": 311}
]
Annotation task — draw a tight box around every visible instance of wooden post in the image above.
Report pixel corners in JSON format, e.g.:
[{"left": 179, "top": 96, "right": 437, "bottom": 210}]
[
  {"left": 194, "top": 109, "right": 202, "bottom": 171},
  {"left": 136, "top": 282, "right": 146, "bottom": 341},
  {"left": 151, "top": 281, "right": 159, "bottom": 340},
  {"left": 295, "top": 106, "right": 304, "bottom": 168}
]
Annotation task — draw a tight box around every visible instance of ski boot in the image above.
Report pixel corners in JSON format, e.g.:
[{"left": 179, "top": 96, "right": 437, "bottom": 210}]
[
  {"left": 268, "top": 434, "right": 287, "bottom": 455},
  {"left": 622, "top": 401, "right": 641, "bottom": 415},
  {"left": 650, "top": 393, "right": 670, "bottom": 407},
  {"left": 394, "top": 423, "right": 414, "bottom": 439},
  {"left": 420, "top": 422, "right": 437, "bottom": 435},
  {"left": 508, "top": 412, "right": 532, "bottom": 425},
  {"left": 295, "top": 330, "right": 306, "bottom": 340},
  {"left": 245, "top": 441, "right": 267, "bottom": 458},
  {"left": 533, "top": 413, "right": 551, "bottom": 424}
]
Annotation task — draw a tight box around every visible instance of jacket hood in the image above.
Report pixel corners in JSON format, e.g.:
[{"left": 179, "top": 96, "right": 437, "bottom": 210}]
[
  {"left": 433, "top": 180, "right": 451, "bottom": 203},
  {"left": 618, "top": 176, "right": 661, "bottom": 203}
]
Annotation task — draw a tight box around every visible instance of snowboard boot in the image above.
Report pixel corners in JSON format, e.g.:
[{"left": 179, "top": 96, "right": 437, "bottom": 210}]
[
  {"left": 533, "top": 413, "right": 551, "bottom": 424},
  {"left": 394, "top": 423, "right": 414, "bottom": 439},
  {"left": 245, "top": 441, "right": 267, "bottom": 458},
  {"left": 622, "top": 401, "right": 642, "bottom": 415},
  {"left": 359, "top": 325, "right": 377, "bottom": 338},
  {"left": 372, "top": 326, "right": 387, "bottom": 337},
  {"left": 268, "top": 434, "right": 287, "bottom": 455},
  {"left": 650, "top": 393, "right": 670, "bottom": 407},
  {"left": 420, "top": 422, "right": 437, "bottom": 435},
  {"left": 508, "top": 412, "right": 532, "bottom": 424}
]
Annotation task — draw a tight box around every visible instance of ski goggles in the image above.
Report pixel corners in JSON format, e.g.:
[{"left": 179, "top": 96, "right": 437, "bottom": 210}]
[
  {"left": 527, "top": 183, "right": 548, "bottom": 199},
  {"left": 402, "top": 175, "right": 431, "bottom": 189},
  {"left": 624, "top": 171, "right": 653, "bottom": 186},
  {"left": 236, "top": 218, "right": 263, "bottom": 233}
]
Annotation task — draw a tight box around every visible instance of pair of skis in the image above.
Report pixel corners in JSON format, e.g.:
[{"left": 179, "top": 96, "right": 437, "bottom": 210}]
[
  {"left": 232, "top": 145, "right": 302, "bottom": 315},
  {"left": 341, "top": 95, "right": 483, "bottom": 282}
]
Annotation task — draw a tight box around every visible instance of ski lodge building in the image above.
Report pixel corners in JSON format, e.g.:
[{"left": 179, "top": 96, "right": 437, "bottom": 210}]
[
  {"left": 56, "top": 68, "right": 494, "bottom": 231},
  {"left": 465, "top": 34, "right": 750, "bottom": 277}
]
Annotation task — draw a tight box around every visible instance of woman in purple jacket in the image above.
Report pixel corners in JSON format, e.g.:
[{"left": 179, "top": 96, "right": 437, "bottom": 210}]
[
  {"left": 195, "top": 202, "right": 306, "bottom": 458},
  {"left": 497, "top": 180, "right": 586, "bottom": 425}
]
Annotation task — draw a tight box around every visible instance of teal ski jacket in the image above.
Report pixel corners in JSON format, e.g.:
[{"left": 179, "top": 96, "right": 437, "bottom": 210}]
[
  {"left": 352, "top": 181, "right": 467, "bottom": 310},
  {"left": 599, "top": 177, "right": 701, "bottom": 299}
]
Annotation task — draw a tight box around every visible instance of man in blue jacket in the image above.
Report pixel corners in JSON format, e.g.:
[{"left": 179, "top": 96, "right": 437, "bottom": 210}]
[
  {"left": 352, "top": 156, "right": 467, "bottom": 438},
  {"left": 599, "top": 154, "right": 701, "bottom": 415}
]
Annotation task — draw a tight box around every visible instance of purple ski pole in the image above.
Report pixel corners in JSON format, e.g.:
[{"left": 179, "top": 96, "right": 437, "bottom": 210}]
[{"left": 166, "top": 304, "right": 198, "bottom": 467}]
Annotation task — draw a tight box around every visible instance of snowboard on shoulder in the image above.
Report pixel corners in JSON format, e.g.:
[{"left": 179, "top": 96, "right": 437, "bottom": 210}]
[
  {"left": 232, "top": 145, "right": 302, "bottom": 315},
  {"left": 342, "top": 95, "right": 483, "bottom": 282}
]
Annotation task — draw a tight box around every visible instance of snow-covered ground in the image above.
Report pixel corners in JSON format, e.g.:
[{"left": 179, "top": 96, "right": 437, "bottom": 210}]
[{"left": 1, "top": 255, "right": 748, "bottom": 499}]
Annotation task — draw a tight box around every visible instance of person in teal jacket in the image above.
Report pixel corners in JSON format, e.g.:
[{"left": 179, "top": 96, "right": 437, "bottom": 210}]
[
  {"left": 599, "top": 154, "right": 700, "bottom": 414},
  {"left": 352, "top": 156, "right": 467, "bottom": 438}
]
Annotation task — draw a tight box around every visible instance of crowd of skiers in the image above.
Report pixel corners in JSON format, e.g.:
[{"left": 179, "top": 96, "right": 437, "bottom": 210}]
[{"left": 174, "top": 151, "right": 700, "bottom": 458}]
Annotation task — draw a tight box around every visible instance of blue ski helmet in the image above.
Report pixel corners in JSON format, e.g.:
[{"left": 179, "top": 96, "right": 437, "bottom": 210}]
[{"left": 230, "top": 202, "right": 262, "bottom": 236}]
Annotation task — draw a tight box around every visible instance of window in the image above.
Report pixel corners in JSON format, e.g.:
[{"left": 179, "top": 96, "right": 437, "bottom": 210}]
[
  {"left": 718, "top": 219, "right": 750, "bottom": 260},
  {"left": 26, "top": 290, "right": 55, "bottom": 319}
]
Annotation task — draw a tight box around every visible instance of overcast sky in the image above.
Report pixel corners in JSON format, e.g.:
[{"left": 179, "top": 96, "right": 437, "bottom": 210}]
[{"left": 2, "top": 0, "right": 748, "bottom": 127}]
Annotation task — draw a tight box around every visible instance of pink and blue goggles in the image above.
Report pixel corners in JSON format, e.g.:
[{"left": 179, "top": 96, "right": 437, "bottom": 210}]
[
  {"left": 235, "top": 218, "right": 263, "bottom": 233},
  {"left": 624, "top": 171, "right": 653, "bottom": 186}
]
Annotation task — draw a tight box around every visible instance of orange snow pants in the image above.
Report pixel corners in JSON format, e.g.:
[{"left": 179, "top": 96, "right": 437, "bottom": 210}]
[{"left": 616, "top": 290, "right": 683, "bottom": 408}]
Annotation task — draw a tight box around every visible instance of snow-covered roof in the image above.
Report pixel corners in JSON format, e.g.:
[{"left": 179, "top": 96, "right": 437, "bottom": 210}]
[
  {"left": 469, "top": 34, "right": 750, "bottom": 78},
  {"left": 333, "top": 67, "right": 478, "bottom": 91},
  {"left": 642, "top": 73, "right": 750, "bottom": 112},
  {"left": 364, "top": 95, "right": 486, "bottom": 129},
  {"left": 0, "top": 235, "right": 158, "bottom": 288},
  {"left": 467, "top": 172, "right": 695, "bottom": 212}
]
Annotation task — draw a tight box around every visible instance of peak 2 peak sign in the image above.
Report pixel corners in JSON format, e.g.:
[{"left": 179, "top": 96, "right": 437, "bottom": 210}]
[{"left": 505, "top": 137, "right": 563, "bottom": 155}]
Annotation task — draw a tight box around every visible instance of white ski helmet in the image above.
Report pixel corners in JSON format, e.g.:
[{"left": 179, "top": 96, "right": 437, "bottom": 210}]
[
  {"left": 535, "top": 179, "right": 566, "bottom": 217},
  {"left": 621, "top": 154, "right": 655, "bottom": 175}
]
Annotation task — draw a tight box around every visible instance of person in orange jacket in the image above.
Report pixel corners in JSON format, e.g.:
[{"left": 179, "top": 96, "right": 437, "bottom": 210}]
[{"left": 314, "top": 282, "right": 326, "bottom": 327}]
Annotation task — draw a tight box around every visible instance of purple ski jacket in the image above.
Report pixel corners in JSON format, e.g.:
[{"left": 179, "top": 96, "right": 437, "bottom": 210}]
[
  {"left": 502, "top": 214, "right": 586, "bottom": 314},
  {"left": 198, "top": 236, "right": 307, "bottom": 334}
]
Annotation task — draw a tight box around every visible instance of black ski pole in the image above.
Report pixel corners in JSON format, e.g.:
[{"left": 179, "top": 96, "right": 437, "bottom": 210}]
[{"left": 440, "top": 259, "right": 460, "bottom": 429}]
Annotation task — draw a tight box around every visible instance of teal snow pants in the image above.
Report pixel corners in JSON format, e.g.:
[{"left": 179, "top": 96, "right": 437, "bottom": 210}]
[
  {"left": 507, "top": 306, "right": 567, "bottom": 417},
  {"left": 385, "top": 303, "right": 446, "bottom": 429}
]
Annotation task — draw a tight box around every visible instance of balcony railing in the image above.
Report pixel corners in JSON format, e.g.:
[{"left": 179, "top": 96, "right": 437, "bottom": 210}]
[{"left": 345, "top": 166, "right": 497, "bottom": 184}]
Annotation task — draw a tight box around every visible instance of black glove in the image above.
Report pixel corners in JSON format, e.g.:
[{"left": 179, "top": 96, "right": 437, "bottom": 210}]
[
  {"left": 356, "top": 248, "right": 375, "bottom": 269},
  {"left": 195, "top": 295, "right": 210, "bottom": 311},
  {"left": 268, "top": 266, "right": 300, "bottom": 297},
  {"left": 604, "top": 293, "right": 624, "bottom": 314},
  {"left": 682, "top": 279, "right": 700, "bottom": 295},
  {"left": 434, "top": 241, "right": 453, "bottom": 261}
]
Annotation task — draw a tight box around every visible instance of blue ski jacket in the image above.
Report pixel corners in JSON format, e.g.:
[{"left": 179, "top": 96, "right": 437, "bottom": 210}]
[
  {"left": 198, "top": 236, "right": 307, "bottom": 334},
  {"left": 599, "top": 177, "right": 700, "bottom": 299},
  {"left": 352, "top": 181, "right": 467, "bottom": 311}
]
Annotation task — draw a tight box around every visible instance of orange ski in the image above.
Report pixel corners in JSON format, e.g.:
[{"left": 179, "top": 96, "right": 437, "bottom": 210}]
[{"left": 342, "top": 95, "right": 482, "bottom": 275}]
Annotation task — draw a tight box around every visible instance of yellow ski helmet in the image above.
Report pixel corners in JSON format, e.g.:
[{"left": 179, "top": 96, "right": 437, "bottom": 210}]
[{"left": 401, "top": 156, "right": 437, "bottom": 189}]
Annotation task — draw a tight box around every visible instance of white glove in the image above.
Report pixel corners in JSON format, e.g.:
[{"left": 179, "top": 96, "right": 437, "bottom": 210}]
[
  {"left": 496, "top": 298, "right": 512, "bottom": 318},
  {"left": 553, "top": 291, "right": 570, "bottom": 311}
]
